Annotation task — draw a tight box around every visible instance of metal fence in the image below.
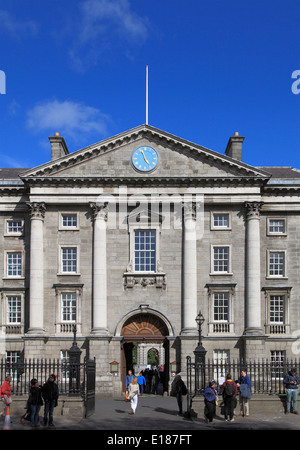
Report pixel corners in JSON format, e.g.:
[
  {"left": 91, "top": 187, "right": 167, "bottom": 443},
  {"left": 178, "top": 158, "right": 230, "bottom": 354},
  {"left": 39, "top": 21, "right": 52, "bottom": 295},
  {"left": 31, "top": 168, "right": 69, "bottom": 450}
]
[
  {"left": 0, "top": 357, "right": 94, "bottom": 398},
  {"left": 186, "top": 356, "right": 300, "bottom": 399}
]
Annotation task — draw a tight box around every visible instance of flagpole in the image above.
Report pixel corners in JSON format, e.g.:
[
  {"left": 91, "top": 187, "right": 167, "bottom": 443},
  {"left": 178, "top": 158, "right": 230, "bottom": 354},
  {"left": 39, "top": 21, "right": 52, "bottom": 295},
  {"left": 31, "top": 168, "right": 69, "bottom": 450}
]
[{"left": 146, "top": 65, "right": 148, "bottom": 125}]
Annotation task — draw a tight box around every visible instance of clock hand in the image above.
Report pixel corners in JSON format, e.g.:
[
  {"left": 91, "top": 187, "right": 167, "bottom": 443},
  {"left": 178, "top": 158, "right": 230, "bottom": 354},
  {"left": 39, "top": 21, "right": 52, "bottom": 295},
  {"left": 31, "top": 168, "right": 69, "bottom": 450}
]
[{"left": 141, "top": 149, "right": 150, "bottom": 165}]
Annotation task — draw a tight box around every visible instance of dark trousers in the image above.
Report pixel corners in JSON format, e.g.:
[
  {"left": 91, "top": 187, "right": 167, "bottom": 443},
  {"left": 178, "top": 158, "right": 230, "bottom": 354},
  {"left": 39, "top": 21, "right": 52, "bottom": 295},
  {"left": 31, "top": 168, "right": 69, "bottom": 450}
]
[
  {"left": 224, "top": 396, "right": 235, "bottom": 420},
  {"left": 43, "top": 400, "right": 55, "bottom": 425},
  {"left": 204, "top": 401, "right": 216, "bottom": 422},
  {"left": 176, "top": 393, "right": 182, "bottom": 414}
]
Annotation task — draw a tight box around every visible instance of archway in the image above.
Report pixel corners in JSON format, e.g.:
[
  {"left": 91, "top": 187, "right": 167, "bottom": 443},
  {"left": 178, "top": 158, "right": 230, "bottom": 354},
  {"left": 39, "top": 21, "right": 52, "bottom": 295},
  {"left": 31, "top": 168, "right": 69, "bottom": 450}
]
[{"left": 121, "top": 313, "right": 169, "bottom": 393}]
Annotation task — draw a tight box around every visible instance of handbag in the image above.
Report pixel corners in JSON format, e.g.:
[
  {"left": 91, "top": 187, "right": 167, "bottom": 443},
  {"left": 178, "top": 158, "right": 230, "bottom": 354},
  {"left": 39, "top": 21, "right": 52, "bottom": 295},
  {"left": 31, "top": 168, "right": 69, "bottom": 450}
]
[
  {"left": 124, "top": 392, "right": 130, "bottom": 402},
  {"left": 239, "top": 384, "right": 251, "bottom": 399}
]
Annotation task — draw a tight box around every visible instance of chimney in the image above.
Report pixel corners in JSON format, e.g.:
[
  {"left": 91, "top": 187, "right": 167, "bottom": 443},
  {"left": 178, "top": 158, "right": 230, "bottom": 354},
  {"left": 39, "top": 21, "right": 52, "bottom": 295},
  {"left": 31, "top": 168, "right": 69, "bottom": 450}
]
[
  {"left": 49, "top": 132, "right": 69, "bottom": 161},
  {"left": 225, "top": 132, "right": 245, "bottom": 161}
]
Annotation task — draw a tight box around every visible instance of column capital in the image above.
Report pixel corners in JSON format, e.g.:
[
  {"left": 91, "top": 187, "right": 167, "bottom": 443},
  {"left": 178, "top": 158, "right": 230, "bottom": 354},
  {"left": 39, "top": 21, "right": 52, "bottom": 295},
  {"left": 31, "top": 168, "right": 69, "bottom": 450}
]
[
  {"left": 245, "top": 201, "right": 263, "bottom": 219},
  {"left": 183, "top": 202, "right": 197, "bottom": 220},
  {"left": 27, "top": 202, "right": 46, "bottom": 219},
  {"left": 89, "top": 202, "right": 108, "bottom": 221}
]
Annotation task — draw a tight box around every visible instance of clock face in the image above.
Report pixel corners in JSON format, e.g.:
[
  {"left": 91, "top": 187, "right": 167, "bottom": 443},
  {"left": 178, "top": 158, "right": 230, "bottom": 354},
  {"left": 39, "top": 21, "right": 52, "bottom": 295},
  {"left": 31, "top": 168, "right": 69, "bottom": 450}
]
[{"left": 131, "top": 146, "right": 159, "bottom": 173}]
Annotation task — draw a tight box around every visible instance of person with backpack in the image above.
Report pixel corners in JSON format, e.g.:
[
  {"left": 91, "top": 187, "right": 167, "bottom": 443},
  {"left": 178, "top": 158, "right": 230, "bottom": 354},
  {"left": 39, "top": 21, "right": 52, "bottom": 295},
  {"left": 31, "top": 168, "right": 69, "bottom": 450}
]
[
  {"left": 171, "top": 375, "right": 187, "bottom": 416},
  {"left": 221, "top": 373, "right": 237, "bottom": 422}
]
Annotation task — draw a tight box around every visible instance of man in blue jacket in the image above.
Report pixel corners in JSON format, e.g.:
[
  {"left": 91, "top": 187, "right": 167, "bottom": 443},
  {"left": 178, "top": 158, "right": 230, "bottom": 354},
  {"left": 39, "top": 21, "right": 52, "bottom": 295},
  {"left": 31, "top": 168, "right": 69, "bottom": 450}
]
[
  {"left": 284, "top": 368, "right": 300, "bottom": 414},
  {"left": 237, "top": 369, "right": 251, "bottom": 417}
]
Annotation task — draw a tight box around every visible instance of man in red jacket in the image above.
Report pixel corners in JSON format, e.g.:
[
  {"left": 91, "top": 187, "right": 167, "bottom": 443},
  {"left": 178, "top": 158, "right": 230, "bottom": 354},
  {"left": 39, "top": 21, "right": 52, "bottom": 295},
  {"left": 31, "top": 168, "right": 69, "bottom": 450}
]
[{"left": 221, "top": 373, "right": 238, "bottom": 422}]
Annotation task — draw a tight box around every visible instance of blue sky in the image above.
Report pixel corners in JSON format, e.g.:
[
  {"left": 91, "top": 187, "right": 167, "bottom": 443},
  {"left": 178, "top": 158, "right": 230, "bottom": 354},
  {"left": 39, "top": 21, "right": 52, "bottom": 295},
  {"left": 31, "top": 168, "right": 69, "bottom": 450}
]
[{"left": 0, "top": 0, "right": 300, "bottom": 170}]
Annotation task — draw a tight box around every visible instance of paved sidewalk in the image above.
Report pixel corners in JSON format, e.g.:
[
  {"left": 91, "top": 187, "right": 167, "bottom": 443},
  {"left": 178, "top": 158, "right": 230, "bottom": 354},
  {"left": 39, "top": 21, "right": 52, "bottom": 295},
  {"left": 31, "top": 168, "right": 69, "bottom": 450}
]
[{"left": 7, "top": 394, "right": 300, "bottom": 431}]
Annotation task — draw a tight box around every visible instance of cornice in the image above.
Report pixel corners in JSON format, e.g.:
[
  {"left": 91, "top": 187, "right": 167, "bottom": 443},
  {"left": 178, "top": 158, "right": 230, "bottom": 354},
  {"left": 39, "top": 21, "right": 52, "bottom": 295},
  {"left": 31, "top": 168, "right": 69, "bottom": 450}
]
[
  {"left": 20, "top": 175, "right": 269, "bottom": 188},
  {"left": 19, "top": 125, "right": 271, "bottom": 180}
]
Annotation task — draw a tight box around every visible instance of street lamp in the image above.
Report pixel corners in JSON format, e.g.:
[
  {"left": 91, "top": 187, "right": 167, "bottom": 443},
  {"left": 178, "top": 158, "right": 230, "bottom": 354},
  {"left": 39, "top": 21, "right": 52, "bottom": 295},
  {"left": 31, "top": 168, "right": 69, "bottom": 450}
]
[
  {"left": 194, "top": 311, "right": 207, "bottom": 394},
  {"left": 194, "top": 311, "right": 206, "bottom": 365}
]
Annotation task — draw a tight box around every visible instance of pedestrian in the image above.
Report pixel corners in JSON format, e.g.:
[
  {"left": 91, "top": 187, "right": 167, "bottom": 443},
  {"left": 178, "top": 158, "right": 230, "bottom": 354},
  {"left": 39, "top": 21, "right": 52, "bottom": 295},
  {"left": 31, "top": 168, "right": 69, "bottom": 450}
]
[
  {"left": 125, "top": 370, "right": 133, "bottom": 391},
  {"left": 151, "top": 369, "right": 160, "bottom": 395},
  {"left": 221, "top": 373, "right": 237, "bottom": 422},
  {"left": 137, "top": 372, "right": 146, "bottom": 395},
  {"left": 284, "top": 368, "right": 300, "bottom": 414},
  {"left": 171, "top": 375, "right": 187, "bottom": 416},
  {"left": 203, "top": 380, "right": 218, "bottom": 423},
  {"left": 0, "top": 375, "right": 12, "bottom": 417},
  {"left": 128, "top": 376, "right": 139, "bottom": 414},
  {"left": 29, "top": 378, "right": 43, "bottom": 427},
  {"left": 236, "top": 369, "right": 251, "bottom": 417},
  {"left": 42, "top": 374, "right": 59, "bottom": 426}
]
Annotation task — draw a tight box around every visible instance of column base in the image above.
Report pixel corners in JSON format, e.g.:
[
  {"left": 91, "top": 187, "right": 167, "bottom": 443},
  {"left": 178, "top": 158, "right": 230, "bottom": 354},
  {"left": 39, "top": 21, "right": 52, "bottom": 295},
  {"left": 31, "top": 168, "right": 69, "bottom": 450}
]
[
  {"left": 243, "top": 327, "right": 265, "bottom": 336},
  {"left": 91, "top": 327, "right": 109, "bottom": 336},
  {"left": 25, "top": 328, "right": 46, "bottom": 336},
  {"left": 180, "top": 327, "right": 198, "bottom": 336}
]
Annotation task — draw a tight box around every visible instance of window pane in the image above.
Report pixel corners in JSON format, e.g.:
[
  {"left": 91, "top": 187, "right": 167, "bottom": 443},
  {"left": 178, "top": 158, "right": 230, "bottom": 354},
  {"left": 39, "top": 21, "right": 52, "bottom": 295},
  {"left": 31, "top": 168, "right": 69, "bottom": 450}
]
[
  {"left": 270, "top": 295, "right": 284, "bottom": 323},
  {"left": 62, "top": 214, "right": 77, "bottom": 228},
  {"left": 213, "top": 247, "right": 229, "bottom": 272},
  {"left": 7, "top": 296, "right": 21, "bottom": 324},
  {"left": 213, "top": 292, "right": 229, "bottom": 321},
  {"left": 61, "top": 293, "right": 76, "bottom": 322},
  {"left": 213, "top": 214, "right": 229, "bottom": 228},
  {"left": 62, "top": 248, "right": 77, "bottom": 272},
  {"left": 7, "top": 252, "right": 22, "bottom": 276},
  {"left": 134, "top": 230, "right": 156, "bottom": 271},
  {"left": 269, "top": 252, "right": 284, "bottom": 276},
  {"left": 269, "top": 219, "right": 285, "bottom": 234}
]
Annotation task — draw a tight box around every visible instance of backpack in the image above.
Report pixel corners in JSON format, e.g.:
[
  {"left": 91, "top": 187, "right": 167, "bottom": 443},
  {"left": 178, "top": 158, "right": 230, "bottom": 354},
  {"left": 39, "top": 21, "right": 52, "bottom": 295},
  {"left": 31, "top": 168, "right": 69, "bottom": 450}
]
[{"left": 224, "top": 382, "right": 235, "bottom": 397}]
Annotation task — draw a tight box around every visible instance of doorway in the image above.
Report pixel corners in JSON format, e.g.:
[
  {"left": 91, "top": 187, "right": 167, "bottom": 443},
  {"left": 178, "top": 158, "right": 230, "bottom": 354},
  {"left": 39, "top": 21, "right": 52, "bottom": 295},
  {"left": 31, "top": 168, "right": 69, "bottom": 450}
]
[{"left": 120, "top": 313, "right": 169, "bottom": 393}]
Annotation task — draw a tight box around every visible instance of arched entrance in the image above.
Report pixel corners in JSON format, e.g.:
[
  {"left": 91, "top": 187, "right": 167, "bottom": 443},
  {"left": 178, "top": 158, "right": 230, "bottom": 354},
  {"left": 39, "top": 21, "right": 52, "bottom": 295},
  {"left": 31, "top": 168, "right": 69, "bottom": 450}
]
[{"left": 121, "top": 313, "right": 169, "bottom": 393}]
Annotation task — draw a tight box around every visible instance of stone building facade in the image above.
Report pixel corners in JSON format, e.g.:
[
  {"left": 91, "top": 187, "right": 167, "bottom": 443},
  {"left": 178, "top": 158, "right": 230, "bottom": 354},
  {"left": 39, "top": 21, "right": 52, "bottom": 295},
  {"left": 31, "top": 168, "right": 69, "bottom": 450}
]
[{"left": 0, "top": 124, "right": 300, "bottom": 394}]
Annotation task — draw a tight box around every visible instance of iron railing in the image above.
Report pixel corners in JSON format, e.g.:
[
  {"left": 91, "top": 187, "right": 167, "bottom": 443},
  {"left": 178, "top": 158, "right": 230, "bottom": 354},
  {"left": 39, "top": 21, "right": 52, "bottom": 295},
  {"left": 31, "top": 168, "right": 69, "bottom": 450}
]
[
  {"left": 0, "top": 358, "right": 92, "bottom": 397},
  {"left": 187, "top": 356, "right": 300, "bottom": 399}
]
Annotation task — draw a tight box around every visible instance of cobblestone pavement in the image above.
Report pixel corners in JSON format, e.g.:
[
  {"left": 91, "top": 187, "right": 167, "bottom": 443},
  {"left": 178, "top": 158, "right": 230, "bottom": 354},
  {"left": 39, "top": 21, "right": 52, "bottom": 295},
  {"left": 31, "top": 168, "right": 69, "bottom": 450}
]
[{"left": 6, "top": 394, "right": 300, "bottom": 433}]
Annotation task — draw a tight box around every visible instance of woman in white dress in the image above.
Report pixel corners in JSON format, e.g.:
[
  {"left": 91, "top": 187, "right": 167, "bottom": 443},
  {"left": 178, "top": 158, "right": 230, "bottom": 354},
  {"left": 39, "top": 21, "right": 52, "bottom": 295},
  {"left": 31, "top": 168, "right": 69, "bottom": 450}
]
[{"left": 128, "top": 376, "right": 139, "bottom": 414}]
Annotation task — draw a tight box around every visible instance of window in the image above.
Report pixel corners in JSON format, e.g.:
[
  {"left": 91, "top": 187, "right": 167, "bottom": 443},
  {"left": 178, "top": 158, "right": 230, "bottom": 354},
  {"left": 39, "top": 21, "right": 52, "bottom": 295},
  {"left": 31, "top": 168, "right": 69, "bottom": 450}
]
[
  {"left": 61, "top": 247, "right": 77, "bottom": 273},
  {"left": 268, "top": 251, "right": 285, "bottom": 277},
  {"left": 6, "top": 351, "right": 21, "bottom": 379},
  {"left": 214, "top": 292, "right": 229, "bottom": 322},
  {"left": 61, "top": 292, "right": 77, "bottom": 322},
  {"left": 267, "top": 218, "right": 286, "bottom": 235},
  {"left": 134, "top": 230, "right": 156, "bottom": 272},
  {"left": 270, "top": 351, "right": 285, "bottom": 379},
  {"left": 263, "top": 288, "right": 290, "bottom": 334},
  {"left": 212, "top": 246, "right": 230, "bottom": 273},
  {"left": 60, "top": 213, "right": 78, "bottom": 229},
  {"left": 269, "top": 295, "right": 284, "bottom": 324},
  {"left": 6, "top": 220, "right": 23, "bottom": 235},
  {"left": 212, "top": 213, "right": 230, "bottom": 229},
  {"left": 7, "top": 252, "right": 22, "bottom": 277},
  {"left": 7, "top": 295, "right": 21, "bottom": 324}
]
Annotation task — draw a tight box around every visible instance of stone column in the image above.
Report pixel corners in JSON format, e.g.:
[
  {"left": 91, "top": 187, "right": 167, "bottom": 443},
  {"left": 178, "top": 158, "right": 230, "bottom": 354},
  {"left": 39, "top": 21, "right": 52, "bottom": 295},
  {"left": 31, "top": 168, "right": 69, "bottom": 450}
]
[
  {"left": 181, "top": 203, "right": 198, "bottom": 334},
  {"left": 90, "top": 203, "right": 108, "bottom": 335},
  {"left": 244, "top": 202, "right": 264, "bottom": 335},
  {"left": 27, "top": 202, "right": 46, "bottom": 335}
]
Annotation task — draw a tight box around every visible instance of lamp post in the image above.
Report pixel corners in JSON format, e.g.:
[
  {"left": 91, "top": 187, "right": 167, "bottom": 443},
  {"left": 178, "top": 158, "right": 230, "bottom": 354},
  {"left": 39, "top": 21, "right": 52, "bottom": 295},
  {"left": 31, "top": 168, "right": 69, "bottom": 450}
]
[
  {"left": 68, "top": 325, "right": 82, "bottom": 395},
  {"left": 194, "top": 311, "right": 207, "bottom": 393}
]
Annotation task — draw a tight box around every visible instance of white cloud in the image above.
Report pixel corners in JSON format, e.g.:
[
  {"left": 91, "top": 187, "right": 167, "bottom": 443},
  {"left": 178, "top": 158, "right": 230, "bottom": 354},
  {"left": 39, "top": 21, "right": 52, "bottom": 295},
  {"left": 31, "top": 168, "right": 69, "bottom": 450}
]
[
  {"left": 0, "top": 9, "right": 38, "bottom": 38},
  {"left": 26, "top": 99, "right": 111, "bottom": 143},
  {"left": 79, "top": 0, "right": 148, "bottom": 43},
  {"left": 69, "top": 0, "right": 149, "bottom": 71}
]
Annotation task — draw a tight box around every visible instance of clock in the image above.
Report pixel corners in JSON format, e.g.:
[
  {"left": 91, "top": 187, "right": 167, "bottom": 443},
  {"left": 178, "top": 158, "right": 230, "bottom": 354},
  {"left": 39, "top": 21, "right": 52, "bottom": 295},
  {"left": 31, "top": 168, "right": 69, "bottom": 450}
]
[{"left": 131, "top": 146, "right": 159, "bottom": 173}]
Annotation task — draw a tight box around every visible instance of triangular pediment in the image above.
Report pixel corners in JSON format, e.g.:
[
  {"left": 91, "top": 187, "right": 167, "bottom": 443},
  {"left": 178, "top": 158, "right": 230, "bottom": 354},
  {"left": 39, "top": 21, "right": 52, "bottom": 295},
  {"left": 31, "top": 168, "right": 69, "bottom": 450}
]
[{"left": 20, "top": 124, "right": 270, "bottom": 184}]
